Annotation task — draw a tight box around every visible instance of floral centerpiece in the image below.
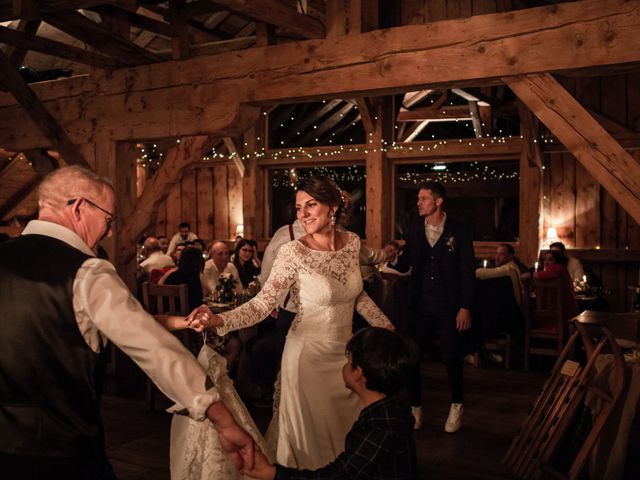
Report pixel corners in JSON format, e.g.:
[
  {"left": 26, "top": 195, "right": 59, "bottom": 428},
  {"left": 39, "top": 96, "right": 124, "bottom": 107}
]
[{"left": 216, "top": 273, "right": 236, "bottom": 303}]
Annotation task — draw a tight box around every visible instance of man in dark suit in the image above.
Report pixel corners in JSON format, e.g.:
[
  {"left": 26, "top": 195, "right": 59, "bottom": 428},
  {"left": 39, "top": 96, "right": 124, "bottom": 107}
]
[{"left": 400, "top": 181, "right": 475, "bottom": 433}]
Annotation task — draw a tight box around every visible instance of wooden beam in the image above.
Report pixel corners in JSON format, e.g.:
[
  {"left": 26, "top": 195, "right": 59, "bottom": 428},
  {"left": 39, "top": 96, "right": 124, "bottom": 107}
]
[
  {"left": 402, "top": 89, "right": 434, "bottom": 108},
  {"left": 397, "top": 104, "right": 471, "bottom": 122},
  {"left": 468, "top": 101, "right": 483, "bottom": 138},
  {"left": 282, "top": 100, "right": 342, "bottom": 144},
  {"left": 169, "top": 0, "right": 189, "bottom": 60},
  {"left": 0, "top": 49, "right": 90, "bottom": 168},
  {"left": 354, "top": 97, "right": 377, "bottom": 135},
  {"left": 518, "top": 113, "right": 543, "bottom": 265},
  {"left": 42, "top": 10, "right": 164, "bottom": 65},
  {"left": 296, "top": 103, "right": 354, "bottom": 145},
  {"left": 223, "top": 136, "right": 245, "bottom": 177},
  {"left": 209, "top": 0, "right": 324, "bottom": 39},
  {"left": 2, "top": 0, "right": 640, "bottom": 148},
  {"left": 91, "top": 6, "right": 176, "bottom": 38},
  {"left": 365, "top": 96, "right": 394, "bottom": 247},
  {"left": 517, "top": 100, "right": 542, "bottom": 168},
  {"left": 0, "top": 1, "right": 137, "bottom": 21},
  {"left": 4, "top": 19, "right": 40, "bottom": 66},
  {"left": 505, "top": 73, "right": 640, "bottom": 225},
  {"left": 0, "top": 24, "right": 123, "bottom": 69}
]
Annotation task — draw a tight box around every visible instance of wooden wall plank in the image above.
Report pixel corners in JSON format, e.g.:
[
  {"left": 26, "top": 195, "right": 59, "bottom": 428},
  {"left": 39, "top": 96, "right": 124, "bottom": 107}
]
[
  {"left": 448, "top": 0, "right": 473, "bottom": 19},
  {"left": 156, "top": 199, "right": 167, "bottom": 238},
  {"left": 574, "top": 162, "right": 599, "bottom": 249},
  {"left": 472, "top": 0, "right": 497, "bottom": 16},
  {"left": 213, "top": 165, "right": 229, "bottom": 241},
  {"left": 425, "top": 0, "right": 447, "bottom": 22},
  {"left": 227, "top": 166, "right": 243, "bottom": 240},
  {"left": 196, "top": 167, "right": 214, "bottom": 245},
  {"left": 548, "top": 152, "right": 575, "bottom": 246},
  {"left": 166, "top": 181, "right": 182, "bottom": 241},
  {"left": 180, "top": 167, "right": 197, "bottom": 231}
]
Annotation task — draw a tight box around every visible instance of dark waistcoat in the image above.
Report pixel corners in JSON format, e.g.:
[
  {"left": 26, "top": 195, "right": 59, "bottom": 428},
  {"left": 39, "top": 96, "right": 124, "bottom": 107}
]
[{"left": 0, "top": 234, "right": 104, "bottom": 458}]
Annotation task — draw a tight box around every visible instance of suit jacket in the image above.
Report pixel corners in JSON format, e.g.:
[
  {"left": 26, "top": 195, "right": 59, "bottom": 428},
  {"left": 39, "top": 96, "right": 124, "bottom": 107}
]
[{"left": 400, "top": 216, "right": 475, "bottom": 318}]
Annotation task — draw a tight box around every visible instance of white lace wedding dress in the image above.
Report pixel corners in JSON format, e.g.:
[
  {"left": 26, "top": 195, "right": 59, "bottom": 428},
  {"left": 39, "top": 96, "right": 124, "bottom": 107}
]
[
  {"left": 217, "top": 232, "right": 392, "bottom": 470},
  {"left": 169, "top": 344, "right": 271, "bottom": 479}
]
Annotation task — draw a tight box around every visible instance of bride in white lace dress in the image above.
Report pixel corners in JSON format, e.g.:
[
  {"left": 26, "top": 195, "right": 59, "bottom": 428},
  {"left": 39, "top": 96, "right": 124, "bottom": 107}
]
[{"left": 191, "top": 175, "right": 393, "bottom": 471}]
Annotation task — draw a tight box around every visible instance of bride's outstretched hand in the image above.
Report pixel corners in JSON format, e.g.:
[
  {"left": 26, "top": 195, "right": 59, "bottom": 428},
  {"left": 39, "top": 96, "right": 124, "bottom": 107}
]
[{"left": 186, "top": 305, "right": 222, "bottom": 332}]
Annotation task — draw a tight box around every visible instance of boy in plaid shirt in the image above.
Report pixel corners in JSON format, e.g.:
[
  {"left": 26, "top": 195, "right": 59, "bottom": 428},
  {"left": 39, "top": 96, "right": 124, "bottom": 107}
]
[{"left": 243, "top": 327, "right": 418, "bottom": 480}]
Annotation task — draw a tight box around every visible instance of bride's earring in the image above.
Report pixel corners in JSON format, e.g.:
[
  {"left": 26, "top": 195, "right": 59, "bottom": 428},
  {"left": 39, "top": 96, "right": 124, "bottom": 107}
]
[{"left": 329, "top": 210, "right": 336, "bottom": 227}]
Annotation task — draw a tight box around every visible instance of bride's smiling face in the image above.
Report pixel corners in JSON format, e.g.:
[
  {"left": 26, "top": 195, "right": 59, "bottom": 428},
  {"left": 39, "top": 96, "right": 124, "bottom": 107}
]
[{"left": 296, "top": 190, "right": 334, "bottom": 235}]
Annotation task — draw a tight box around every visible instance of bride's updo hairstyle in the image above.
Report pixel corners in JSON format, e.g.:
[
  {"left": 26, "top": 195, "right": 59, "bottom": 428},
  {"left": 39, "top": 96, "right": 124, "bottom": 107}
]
[{"left": 296, "top": 175, "right": 352, "bottom": 225}]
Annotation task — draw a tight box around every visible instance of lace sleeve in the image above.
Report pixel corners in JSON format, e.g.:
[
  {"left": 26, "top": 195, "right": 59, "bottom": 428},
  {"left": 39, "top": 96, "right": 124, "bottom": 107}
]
[
  {"left": 355, "top": 290, "right": 394, "bottom": 329},
  {"left": 217, "top": 242, "right": 298, "bottom": 335}
]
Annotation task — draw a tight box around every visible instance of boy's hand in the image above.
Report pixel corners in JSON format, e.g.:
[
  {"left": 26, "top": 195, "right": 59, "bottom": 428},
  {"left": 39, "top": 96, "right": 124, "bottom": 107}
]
[{"left": 241, "top": 449, "right": 276, "bottom": 480}]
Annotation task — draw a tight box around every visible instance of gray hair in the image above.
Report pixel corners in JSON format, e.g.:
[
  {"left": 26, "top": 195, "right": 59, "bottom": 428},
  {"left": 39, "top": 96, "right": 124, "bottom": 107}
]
[{"left": 38, "top": 165, "right": 113, "bottom": 210}]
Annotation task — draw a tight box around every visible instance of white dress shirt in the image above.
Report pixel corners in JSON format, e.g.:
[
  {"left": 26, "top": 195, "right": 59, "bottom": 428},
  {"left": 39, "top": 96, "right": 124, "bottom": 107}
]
[
  {"left": 200, "top": 260, "right": 242, "bottom": 295},
  {"left": 167, "top": 231, "right": 199, "bottom": 255},
  {"left": 21, "top": 220, "right": 218, "bottom": 420},
  {"left": 139, "top": 250, "right": 175, "bottom": 273},
  {"left": 475, "top": 260, "right": 523, "bottom": 306}
]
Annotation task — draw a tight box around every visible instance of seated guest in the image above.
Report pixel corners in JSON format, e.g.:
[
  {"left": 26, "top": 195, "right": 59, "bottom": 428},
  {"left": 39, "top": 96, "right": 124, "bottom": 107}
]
[
  {"left": 157, "top": 235, "right": 169, "bottom": 253},
  {"left": 379, "top": 240, "right": 411, "bottom": 276},
  {"left": 139, "top": 236, "right": 175, "bottom": 274},
  {"left": 245, "top": 238, "right": 262, "bottom": 268},
  {"left": 476, "top": 243, "right": 523, "bottom": 307},
  {"left": 171, "top": 242, "right": 187, "bottom": 265},
  {"left": 549, "top": 241, "right": 585, "bottom": 282},
  {"left": 201, "top": 241, "right": 242, "bottom": 295},
  {"left": 192, "top": 238, "right": 207, "bottom": 252},
  {"left": 535, "top": 250, "right": 579, "bottom": 328},
  {"left": 243, "top": 327, "right": 418, "bottom": 480},
  {"left": 159, "top": 247, "right": 205, "bottom": 311},
  {"left": 167, "top": 221, "right": 198, "bottom": 256},
  {"left": 233, "top": 238, "right": 261, "bottom": 288}
]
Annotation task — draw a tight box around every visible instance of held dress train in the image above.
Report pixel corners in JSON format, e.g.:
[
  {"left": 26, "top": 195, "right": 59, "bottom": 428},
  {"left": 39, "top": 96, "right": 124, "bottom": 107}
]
[
  {"left": 217, "top": 232, "right": 392, "bottom": 470},
  {"left": 170, "top": 344, "right": 271, "bottom": 480}
]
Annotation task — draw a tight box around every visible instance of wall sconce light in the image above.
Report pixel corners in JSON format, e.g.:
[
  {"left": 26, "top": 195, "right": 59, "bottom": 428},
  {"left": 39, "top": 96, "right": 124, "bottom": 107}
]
[{"left": 545, "top": 226, "right": 559, "bottom": 247}]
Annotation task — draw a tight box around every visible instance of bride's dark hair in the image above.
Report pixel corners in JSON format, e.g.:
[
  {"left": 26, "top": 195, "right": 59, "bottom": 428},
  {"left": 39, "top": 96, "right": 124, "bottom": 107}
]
[{"left": 296, "top": 175, "right": 351, "bottom": 225}]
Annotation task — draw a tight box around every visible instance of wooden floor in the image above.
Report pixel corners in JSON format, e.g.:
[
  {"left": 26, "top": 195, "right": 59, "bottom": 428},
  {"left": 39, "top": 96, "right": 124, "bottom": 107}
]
[{"left": 101, "top": 361, "right": 637, "bottom": 479}]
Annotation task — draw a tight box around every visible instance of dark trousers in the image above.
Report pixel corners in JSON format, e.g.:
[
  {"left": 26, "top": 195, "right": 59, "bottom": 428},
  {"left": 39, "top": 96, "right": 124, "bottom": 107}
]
[
  {"left": 251, "top": 308, "right": 295, "bottom": 389},
  {"left": 404, "top": 301, "right": 464, "bottom": 406},
  {"left": 0, "top": 451, "right": 116, "bottom": 480}
]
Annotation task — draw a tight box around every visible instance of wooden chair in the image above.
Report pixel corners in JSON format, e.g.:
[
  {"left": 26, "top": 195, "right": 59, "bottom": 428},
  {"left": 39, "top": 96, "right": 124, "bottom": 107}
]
[
  {"left": 504, "top": 316, "right": 627, "bottom": 479},
  {"left": 524, "top": 278, "right": 565, "bottom": 371},
  {"left": 141, "top": 282, "right": 189, "bottom": 410}
]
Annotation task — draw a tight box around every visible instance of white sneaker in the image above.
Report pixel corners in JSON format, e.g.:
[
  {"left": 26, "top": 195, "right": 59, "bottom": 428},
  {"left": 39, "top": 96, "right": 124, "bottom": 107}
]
[
  {"left": 444, "top": 403, "right": 463, "bottom": 433},
  {"left": 411, "top": 406, "right": 423, "bottom": 430}
]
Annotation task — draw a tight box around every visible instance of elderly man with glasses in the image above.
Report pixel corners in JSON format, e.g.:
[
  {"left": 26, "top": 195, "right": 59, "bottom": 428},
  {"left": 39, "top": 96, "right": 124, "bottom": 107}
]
[{"left": 0, "top": 166, "right": 253, "bottom": 479}]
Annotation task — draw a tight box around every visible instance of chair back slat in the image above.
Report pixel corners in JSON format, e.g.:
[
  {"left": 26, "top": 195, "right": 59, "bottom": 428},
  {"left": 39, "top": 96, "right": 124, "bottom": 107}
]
[{"left": 141, "top": 282, "right": 189, "bottom": 316}]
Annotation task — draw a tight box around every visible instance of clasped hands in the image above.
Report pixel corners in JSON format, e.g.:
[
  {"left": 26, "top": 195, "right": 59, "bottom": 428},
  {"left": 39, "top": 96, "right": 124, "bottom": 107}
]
[{"left": 186, "top": 304, "right": 223, "bottom": 332}]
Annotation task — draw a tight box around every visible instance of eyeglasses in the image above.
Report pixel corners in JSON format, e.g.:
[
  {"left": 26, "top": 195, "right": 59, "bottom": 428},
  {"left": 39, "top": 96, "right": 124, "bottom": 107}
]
[{"left": 67, "top": 198, "right": 116, "bottom": 231}]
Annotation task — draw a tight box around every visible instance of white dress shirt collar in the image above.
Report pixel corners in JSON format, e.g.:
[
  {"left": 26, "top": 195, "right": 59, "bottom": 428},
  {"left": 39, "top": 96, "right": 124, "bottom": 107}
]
[{"left": 22, "top": 220, "right": 95, "bottom": 257}]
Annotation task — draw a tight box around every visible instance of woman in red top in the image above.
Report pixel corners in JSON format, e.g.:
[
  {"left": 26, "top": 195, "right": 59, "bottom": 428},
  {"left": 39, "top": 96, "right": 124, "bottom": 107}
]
[{"left": 534, "top": 250, "right": 579, "bottom": 329}]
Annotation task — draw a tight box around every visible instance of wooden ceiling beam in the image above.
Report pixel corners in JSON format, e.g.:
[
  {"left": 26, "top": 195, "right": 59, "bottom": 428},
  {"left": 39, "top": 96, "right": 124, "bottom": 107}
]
[
  {"left": 42, "top": 10, "right": 164, "bottom": 65},
  {"left": 296, "top": 103, "right": 354, "bottom": 145},
  {"left": 0, "top": 24, "right": 122, "bottom": 69},
  {"left": 223, "top": 136, "right": 245, "bottom": 177},
  {"left": 0, "top": 49, "right": 90, "bottom": 168},
  {"left": 1, "top": 0, "right": 640, "bottom": 148},
  {"left": 4, "top": 19, "right": 40, "bottom": 66},
  {"left": 397, "top": 104, "right": 470, "bottom": 122},
  {"left": 505, "top": 73, "right": 640, "bottom": 225},
  {"left": 91, "top": 6, "right": 177, "bottom": 38},
  {"left": 208, "top": 0, "right": 324, "bottom": 39},
  {"left": 281, "top": 99, "right": 342, "bottom": 144},
  {"left": 0, "top": 1, "right": 137, "bottom": 21}
]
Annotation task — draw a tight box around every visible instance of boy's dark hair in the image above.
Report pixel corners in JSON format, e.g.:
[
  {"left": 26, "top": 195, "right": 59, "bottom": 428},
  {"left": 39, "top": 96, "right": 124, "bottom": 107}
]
[
  {"left": 346, "top": 327, "right": 417, "bottom": 395},
  {"left": 549, "top": 241, "right": 566, "bottom": 252},
  {"left": 179, "top": 222, "right": 190, "bottom": 230},
  {"left": 417, "top": 181, "right": 446, "bottom": 200}
]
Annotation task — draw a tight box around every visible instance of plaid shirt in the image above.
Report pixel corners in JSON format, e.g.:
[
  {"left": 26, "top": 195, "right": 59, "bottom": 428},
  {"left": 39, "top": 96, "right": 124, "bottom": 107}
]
[{"left": 275, "top": 396, "right": 417, "bottom": 480}]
